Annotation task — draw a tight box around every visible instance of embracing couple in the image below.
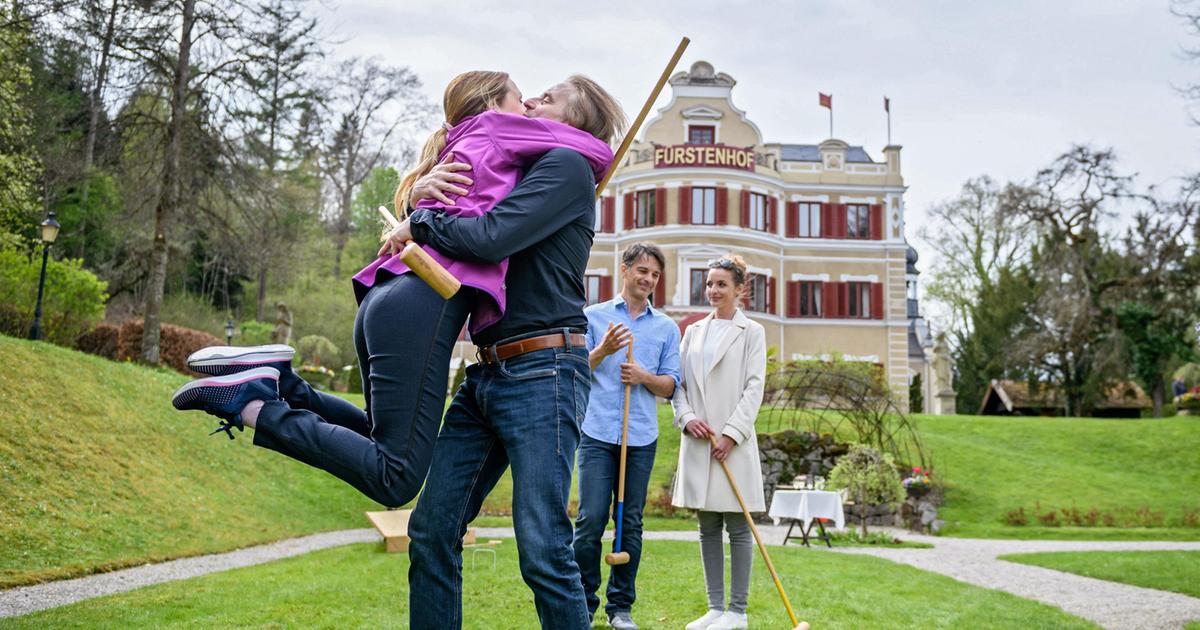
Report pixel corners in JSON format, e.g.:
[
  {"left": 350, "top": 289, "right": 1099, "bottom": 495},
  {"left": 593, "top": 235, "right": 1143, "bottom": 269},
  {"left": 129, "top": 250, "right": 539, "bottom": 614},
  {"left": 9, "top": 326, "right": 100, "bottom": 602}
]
[{"left": 171, "top": 70, "right": 625, "bottom": 629}]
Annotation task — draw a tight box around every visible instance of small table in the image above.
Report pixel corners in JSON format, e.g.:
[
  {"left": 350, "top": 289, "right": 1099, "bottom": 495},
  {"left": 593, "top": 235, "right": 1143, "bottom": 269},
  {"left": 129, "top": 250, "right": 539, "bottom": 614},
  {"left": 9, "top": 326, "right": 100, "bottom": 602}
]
[{"left": 768, "top": 490, "right": 845, "bottom": 548}]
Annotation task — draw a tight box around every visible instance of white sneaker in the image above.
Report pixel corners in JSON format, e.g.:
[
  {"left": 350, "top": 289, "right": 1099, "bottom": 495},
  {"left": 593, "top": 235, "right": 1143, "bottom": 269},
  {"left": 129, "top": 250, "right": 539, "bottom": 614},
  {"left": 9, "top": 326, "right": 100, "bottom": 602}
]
[
  {"left": 684, "top": 609, "right": 725, "bottom": 630},
  {"left": 707, "top": 611, "right": 748, "bottom": 630}
]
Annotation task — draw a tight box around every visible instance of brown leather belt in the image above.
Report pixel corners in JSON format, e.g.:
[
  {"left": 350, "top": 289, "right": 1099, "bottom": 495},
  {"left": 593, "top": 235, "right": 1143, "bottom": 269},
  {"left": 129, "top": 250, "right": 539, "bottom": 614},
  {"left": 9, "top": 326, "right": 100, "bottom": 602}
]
[{"left": 476, "top": 332, "right": 586, "bottom": 365}]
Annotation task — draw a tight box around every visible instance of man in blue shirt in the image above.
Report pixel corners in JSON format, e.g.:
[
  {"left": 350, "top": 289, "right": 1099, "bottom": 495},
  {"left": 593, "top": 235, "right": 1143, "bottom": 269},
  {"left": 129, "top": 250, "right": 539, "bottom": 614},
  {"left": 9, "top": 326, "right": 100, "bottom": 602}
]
[{"left": 574, "top": 242, "right": 681, "bottom": 630}]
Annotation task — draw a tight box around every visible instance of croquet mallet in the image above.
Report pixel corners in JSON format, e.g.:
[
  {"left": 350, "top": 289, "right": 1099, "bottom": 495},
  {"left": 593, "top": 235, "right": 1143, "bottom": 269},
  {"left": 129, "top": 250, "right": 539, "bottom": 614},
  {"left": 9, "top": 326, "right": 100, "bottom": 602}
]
[
  {"left": 707, "top": 433, "right": 811, "bottom": 630},
  {"left": 604, "top": 340, "right": 635, "bottom": 566}
]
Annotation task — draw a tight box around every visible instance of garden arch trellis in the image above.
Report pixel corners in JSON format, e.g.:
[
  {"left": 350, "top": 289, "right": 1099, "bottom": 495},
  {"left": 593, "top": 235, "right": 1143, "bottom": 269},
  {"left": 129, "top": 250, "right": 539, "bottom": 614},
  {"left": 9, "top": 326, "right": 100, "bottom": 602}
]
[{"left": 759, "top": 361, "right": 930, "bottom": 472}]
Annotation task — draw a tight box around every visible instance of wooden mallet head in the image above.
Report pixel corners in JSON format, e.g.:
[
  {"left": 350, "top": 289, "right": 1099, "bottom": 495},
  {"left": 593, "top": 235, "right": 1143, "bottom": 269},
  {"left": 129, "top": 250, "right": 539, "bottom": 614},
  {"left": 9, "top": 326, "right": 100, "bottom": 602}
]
[{"left": 604, "top": 551, "right": 630, "bottom": 566}]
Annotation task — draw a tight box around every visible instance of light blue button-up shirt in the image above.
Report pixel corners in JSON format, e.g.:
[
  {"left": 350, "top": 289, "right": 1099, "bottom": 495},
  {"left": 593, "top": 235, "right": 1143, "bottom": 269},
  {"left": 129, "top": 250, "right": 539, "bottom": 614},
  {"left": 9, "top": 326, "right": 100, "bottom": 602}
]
[{"left": 582, "top": 296, "right": 682, "bottom": 447}]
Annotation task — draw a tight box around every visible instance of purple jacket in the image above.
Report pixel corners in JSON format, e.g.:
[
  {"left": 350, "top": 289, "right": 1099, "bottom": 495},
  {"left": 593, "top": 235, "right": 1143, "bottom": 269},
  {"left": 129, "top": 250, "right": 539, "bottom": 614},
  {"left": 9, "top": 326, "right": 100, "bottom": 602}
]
[{"left": 352, "top": 111, "right": 614, "bottom": 333}]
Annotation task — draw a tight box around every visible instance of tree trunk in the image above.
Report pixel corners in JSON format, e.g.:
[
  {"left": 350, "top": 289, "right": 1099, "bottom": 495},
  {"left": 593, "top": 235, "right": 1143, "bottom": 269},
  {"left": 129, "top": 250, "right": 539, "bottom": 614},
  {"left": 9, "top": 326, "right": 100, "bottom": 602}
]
[
  {"left": 1152, "top": 380, "right": 1164, "bottom": 419},
  {"left": 256, "top": 263, "right": 268, "bottom": 322},
  {"left": 331, "top": 184, "right": 353, "bottom": 278},
  {"left": 860, "top": 491, "right": 868, "bottom": 538},
  {"left": 80, "top": 0, "right": 120, "bottom": 204},
  {"left": 140, "top": 0, "right": 195, "bottom": 364}
]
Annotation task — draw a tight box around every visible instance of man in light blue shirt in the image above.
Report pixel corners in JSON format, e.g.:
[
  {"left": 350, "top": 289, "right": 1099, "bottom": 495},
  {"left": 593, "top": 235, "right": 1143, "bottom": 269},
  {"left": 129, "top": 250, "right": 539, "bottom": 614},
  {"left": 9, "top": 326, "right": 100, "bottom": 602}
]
[{"left": 574, "top": 242, "right": 681, "bottom": 630}]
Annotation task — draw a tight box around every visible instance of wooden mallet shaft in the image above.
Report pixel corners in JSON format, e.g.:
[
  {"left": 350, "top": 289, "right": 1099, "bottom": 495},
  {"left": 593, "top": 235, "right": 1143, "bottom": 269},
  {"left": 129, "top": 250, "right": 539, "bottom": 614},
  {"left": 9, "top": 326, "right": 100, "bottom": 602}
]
[
  {"left": 377, "top": 206, "right": 461, "bottom": 299},
  {"left": 595, "top": 36, "right": 690, "bottom": 200},
  {"left": 604, "top": 341, "right": 635, "bottom": 567},
  {"left": 707, "top": 433, "right": 808, "bottom": 629}
]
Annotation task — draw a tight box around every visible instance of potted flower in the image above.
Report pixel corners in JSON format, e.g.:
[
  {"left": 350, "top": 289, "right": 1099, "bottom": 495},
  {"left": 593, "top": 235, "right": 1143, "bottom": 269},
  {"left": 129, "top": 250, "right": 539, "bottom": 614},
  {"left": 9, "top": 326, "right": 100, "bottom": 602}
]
[
  {"left": 902, "top": 467, "right": 933, "bottom": 498},
  {"left": 298, "top": 364, "right": 336, "bottom": 390},
  {"left": 1177, "top": 390, "right": 1200, "bottom": 416}
]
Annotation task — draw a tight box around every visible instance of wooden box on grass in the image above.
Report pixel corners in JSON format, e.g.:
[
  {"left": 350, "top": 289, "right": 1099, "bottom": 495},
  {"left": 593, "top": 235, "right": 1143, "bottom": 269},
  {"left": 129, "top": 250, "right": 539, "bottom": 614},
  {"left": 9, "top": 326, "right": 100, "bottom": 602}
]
[{"left": 365, "top": 510, "right": 475, "bottom": 553}]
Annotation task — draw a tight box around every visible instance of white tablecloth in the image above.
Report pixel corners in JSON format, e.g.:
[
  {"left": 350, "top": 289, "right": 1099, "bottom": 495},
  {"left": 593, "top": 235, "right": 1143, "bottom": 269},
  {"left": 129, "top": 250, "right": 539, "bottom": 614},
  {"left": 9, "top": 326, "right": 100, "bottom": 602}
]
[{"left": 768, "top": 490, "right": 845, "bottom": 530}]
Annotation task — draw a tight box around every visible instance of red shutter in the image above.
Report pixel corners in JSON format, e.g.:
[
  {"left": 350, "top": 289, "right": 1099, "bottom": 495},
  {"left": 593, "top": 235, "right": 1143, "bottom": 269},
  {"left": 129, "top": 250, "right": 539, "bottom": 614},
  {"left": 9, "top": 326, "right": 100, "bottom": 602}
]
[
  {"left": 599, "top": 276, "right": 613, "bottom": 301},
  {"left": 716, "top": 187, "right": 728, "bottom": 224},
  {"left": 786, "top": 201, "right": 799, "bottom": 237},
  {"left": 739, "top": 190, "right": 750, "bottom": 227},
  {"left": 679, "top": 186, "right": 692, "bottom": 225},
  {"left": 871, "top": 282, "right": 884, "bottom": 319},
  {"left": 602, "top": 197, "right": 615, "bottom": 232},
  {"left": 820, "top": 203, "right": 833, "bottom": 238},
  {"left": 741, "top": 278, "right": 752, "bottom": 310},
  {"left": 654, "top": 278, "right": 666, "bottom": 307},
  {"left": 767, "top": 196, "right": 778, "bottom": 233},
  {"left": 838, "top": 282, "right": 849, "bottom": 317},
  {"left": 822, "top": 281, "right": 837, "bottom": 318},
  {"left": 869, "top": 203, "right": 883, "bottom": 240},
  {"left": 655, "top": 187, "right": 667, "bottom": 226},
  {"left": 623, "top": 192, "right": 634, "bottom": 230},
  {"left": 836, "top": 204, "right": 848, "bottom": 239},
  {"left": 766, "top": 276, "right": 777, "bottom": 314},
  {"left": 786, "top": 281, "right": 800, "bottom": 317}
]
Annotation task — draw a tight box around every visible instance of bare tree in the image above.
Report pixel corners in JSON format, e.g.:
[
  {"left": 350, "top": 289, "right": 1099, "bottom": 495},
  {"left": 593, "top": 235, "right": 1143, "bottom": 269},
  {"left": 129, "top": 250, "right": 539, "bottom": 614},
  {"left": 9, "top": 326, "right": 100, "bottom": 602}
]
[
  {"left": 320, "top": 57, "right": 431, "bottom": 278},
  {"left": 230, "top": 0, "right": 323, "bottom": 320},
  {"left": 1008, "top": 146, "right": 1131, "bottom": 416}
]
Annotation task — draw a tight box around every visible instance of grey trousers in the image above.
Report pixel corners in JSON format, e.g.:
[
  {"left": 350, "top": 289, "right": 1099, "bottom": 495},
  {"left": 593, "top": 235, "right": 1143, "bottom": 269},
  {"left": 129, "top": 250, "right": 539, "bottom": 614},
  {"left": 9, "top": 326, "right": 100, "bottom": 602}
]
[{"left": 697, "top": 510, "right": 752, "bottom": 613}]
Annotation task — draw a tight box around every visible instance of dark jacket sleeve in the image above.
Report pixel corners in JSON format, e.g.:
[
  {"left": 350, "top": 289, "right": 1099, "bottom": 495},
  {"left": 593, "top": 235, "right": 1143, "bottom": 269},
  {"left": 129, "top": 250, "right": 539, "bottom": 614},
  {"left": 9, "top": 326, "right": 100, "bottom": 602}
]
[{"left": 409, "top": 148, "right": 595, "bottom": 264}]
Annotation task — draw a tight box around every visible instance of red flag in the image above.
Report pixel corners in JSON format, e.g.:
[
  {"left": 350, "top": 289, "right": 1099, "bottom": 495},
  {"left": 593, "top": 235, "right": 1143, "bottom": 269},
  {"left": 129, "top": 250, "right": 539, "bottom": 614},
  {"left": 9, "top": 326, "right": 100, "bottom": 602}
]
[
  {"left": 884, "top": 96, "right": 890, "bottom": 112},
  {"left": 819, "top": 92, "right": 832, "bottom": 109}
]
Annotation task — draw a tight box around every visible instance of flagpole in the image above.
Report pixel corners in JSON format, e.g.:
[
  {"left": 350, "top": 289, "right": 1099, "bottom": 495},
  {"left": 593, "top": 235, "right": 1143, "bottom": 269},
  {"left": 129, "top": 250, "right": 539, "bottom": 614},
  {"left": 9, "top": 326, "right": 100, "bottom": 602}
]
[
  {"left": 829, "top": 107, "right": 833, "bottom": 139},
  {"left": 885, "top": 96, "right": 892, "bottom": 145}
]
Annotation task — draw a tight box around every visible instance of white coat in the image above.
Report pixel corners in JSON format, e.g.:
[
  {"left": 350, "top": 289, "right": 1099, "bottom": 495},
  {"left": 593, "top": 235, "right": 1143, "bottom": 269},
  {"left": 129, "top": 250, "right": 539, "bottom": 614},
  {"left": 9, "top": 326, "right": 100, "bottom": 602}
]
[{"left": 670, "top": 309, "right": 766, "bottom": 512}]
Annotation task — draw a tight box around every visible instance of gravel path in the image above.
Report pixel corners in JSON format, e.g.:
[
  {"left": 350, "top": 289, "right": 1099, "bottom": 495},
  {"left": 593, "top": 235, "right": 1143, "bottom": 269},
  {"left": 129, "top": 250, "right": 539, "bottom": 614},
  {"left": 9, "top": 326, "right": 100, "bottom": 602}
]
[
  {"left": 0, "top": 529, "right": 380, "bottom": 619},
  {"left": 829, "top": 531, "right": 1200, "bottom": 630},
  {"left": 4, "top": 525, "right": 1200, "bottom": 629}
]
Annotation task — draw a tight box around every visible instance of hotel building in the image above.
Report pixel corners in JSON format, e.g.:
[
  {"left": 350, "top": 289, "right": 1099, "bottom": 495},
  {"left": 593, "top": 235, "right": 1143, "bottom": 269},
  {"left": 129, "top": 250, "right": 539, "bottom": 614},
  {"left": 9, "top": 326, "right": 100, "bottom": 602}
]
[{"left": 585, "top": 61, "right": 936, "bottom": 408}]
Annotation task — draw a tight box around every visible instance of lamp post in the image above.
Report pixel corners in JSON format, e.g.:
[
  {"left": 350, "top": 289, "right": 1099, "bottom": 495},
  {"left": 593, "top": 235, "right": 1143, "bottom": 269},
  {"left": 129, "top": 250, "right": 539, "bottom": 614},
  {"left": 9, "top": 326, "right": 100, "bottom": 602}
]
[
  {"left": 224, "top": 319, "right": 235, "bottom": 345},
  {"left": 28, "top": 212, "right": 61, "bottom": 341}
]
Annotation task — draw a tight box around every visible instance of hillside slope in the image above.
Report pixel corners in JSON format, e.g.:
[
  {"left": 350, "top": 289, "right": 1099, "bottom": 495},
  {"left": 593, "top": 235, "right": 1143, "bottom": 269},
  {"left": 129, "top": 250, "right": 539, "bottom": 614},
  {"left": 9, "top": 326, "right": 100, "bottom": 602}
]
[{"left": 0, "top": 336, "right": 378, "bottom": 587}]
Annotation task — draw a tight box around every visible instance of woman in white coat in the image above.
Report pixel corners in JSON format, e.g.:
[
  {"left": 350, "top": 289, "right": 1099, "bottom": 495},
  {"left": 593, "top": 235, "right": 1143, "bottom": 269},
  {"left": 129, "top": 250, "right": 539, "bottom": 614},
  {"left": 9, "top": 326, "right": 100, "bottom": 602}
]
[{"left": 672, "top": 254, "right": 766, "bottom": 630}]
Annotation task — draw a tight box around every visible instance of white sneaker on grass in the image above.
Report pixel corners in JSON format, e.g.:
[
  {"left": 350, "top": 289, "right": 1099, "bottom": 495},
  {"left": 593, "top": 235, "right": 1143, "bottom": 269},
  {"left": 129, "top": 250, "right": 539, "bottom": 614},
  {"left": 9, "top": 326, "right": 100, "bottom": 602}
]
[
  {"left": 707, "top": 611, "right": 748, "bottom": 629},
  {"left": 684, "top": 609, "right": 725, "bottom": 630}
]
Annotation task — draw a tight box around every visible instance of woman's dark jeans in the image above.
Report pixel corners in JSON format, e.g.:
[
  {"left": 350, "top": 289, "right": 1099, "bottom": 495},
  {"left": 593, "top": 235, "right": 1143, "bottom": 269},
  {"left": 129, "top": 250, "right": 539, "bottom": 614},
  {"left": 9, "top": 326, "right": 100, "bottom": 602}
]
[{"left": 252, "top": 272, "right": 473, "bottom": 507}]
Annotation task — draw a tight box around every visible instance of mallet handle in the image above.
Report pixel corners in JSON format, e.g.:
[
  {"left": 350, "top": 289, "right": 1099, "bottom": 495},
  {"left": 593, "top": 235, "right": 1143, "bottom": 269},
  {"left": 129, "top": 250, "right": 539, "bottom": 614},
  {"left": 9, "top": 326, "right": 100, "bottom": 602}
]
[
  {"left": 377, "top": 206, "right": 462, "bottom": 299},
  {"left": 707, "top": 433, "right": 800, "bottom": 627},
  {"left": 595, "top": 36, "right": 690, "bottom": 199},
  {"left": 612, "top": 341, "right": 634, "bottom": 554}
]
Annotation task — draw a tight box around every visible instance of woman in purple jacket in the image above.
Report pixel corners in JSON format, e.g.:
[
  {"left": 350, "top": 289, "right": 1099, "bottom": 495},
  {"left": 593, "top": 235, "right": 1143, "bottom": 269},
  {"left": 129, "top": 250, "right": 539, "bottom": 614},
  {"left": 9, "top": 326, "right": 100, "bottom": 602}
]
[{"left": 171, "top": 71, "right": 624, "bottom": 508}]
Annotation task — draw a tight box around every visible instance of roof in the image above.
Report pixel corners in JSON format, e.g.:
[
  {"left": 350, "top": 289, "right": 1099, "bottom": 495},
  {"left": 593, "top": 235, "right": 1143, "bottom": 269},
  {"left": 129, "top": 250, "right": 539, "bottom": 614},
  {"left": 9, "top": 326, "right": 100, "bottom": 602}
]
[
  {"left": 779, "top": 144, "right": 875, "bottom": 163},
  {"left": 980, "top": 379, "right": 1151, "bottom": 414}
]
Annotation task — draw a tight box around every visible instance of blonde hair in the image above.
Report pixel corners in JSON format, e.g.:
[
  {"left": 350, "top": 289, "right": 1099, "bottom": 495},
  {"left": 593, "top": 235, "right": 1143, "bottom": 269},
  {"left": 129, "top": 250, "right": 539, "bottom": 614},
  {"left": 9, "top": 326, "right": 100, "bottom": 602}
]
[
  {"left": 562, "top": 74, "right": 627, "bottom": 146},
  {"left": 394, "top": 71, "right": 512, "bottom": 217},
  {"left": 708, "top": 253, "right": 748, "bottom": 286}
]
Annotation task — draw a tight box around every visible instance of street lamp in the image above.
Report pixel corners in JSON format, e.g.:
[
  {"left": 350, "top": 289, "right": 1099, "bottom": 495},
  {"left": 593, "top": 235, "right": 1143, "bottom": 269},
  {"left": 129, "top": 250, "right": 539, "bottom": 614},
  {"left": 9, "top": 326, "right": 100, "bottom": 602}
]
[
  {"left": 224, "top": 319, "right": 235, "bottom": 345},
  {"left": 28, "top": 212, "right": 60, "bottom": 341}
]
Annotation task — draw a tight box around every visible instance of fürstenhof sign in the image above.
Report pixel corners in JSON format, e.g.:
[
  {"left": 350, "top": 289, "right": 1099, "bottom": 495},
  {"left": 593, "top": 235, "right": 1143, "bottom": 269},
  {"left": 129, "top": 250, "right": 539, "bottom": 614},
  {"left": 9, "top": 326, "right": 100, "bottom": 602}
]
[{"left": 653, "top": 144, "right": 755, "bottom": 171}]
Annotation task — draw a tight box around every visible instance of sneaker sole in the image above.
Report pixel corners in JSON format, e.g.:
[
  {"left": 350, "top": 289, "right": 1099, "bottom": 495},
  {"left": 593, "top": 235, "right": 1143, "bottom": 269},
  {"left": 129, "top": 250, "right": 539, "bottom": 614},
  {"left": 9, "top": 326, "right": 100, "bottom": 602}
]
[
  {"left": 187, "top": 344, "right": 294, "bottom": 370},
  {"left": 171, "top": 367, "right": 280, "bottom": 410}
]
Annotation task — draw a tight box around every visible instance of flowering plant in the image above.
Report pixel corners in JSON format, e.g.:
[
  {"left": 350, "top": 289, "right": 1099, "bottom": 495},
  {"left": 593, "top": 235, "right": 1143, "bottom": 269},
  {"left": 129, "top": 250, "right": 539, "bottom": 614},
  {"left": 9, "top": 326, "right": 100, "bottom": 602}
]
[
  {"left": 1178, "top": 391, "right": 1200, "bottom": 411},
  {"left": 902, "top": 466, "right": 932, "bottom": 491}
]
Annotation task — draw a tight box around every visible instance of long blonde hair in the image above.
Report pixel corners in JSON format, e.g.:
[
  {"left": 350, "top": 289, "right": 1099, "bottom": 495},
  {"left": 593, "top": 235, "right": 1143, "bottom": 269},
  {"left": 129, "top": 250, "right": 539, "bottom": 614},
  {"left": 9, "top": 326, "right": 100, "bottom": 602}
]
[{"left": 394, "top": 71, "right": 512, "bottom": 217}]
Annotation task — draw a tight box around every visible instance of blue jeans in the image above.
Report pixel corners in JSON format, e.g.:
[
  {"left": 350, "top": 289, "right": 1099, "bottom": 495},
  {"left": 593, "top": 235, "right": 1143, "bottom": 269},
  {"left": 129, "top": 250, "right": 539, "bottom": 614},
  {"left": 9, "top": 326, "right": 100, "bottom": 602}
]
[
  {"left": 407, "top": 333, "right": 592, "bottom": 630},
  {"left": 573, "top": 435, "right": 657, "bottom": 618},
  {"left": 252, "top": 273, "right": 473, "bottom": 507}
]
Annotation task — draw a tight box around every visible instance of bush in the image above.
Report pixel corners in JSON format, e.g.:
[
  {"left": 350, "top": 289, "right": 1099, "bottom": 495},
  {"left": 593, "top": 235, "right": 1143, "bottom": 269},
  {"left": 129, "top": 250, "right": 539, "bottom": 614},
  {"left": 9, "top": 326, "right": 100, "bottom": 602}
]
[
  {"left": 270, "top": 272, "right": 358, "bottom": 367},
  {"left": 827, "top": 444, "right": 905, "bottom": 536},
  {"left": 238, "top": 320, "right": 274, "bottom": 345},
  {"left": 159, "top": 292, "right": 228, "bottom": 339},
  {"left": 76, "top": 323, "right": 119, "bottom": 360},
  {"left": 0, "top": 246, "right": 107, "bottom": 346},
  {"left": 346, "top": 361, "right": 363, "bottom": 394},
  {"left": 116, "top": 319, "right": 222, "bottom": 374},
  {"left": 297, "top": 334, "right": 339, "bottom": 366}
]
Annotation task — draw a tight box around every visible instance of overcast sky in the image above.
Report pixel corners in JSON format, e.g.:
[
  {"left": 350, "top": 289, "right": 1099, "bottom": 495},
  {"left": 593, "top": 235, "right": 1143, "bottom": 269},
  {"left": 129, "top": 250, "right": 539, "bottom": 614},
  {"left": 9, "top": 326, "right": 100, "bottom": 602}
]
[{"left": 313, "top": 0, "right": 1198, "bottom": 269}]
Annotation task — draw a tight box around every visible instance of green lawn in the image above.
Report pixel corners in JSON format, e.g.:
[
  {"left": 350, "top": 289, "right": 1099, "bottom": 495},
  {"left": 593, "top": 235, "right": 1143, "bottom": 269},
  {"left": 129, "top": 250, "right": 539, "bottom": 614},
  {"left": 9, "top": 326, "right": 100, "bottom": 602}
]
[
  {"left": 0, "top": 539, "right": 1094, "bottom": 630},
  {"left": 999, "top": 550, "right": 1200, "bottom": 598},
  {"left": 912, "top": 414, "right": 1200, "bottom": 539},
  {"left": 0, "top": 337, "right": 377, "bottom": 588}
]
